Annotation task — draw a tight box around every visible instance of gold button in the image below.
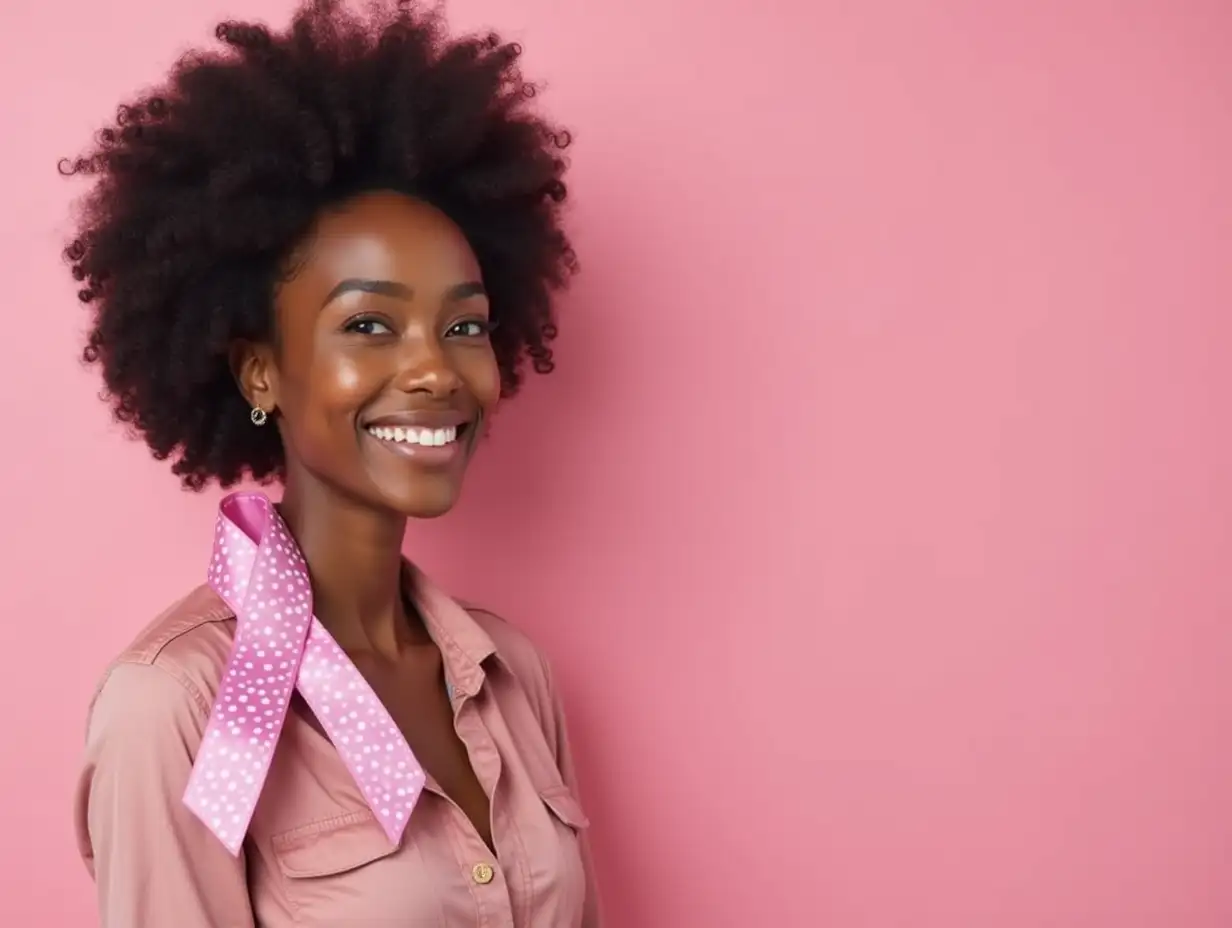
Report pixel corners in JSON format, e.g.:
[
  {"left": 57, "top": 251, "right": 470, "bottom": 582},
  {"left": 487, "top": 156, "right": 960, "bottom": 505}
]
[{"left": 471, "top": 862, "right": 495, "bottom": 885}]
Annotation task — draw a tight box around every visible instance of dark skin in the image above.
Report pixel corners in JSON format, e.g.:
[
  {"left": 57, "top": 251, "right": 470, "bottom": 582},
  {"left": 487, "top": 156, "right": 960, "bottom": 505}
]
[{"left": 234, "top": 191, "right": 501, "bottom": 850}]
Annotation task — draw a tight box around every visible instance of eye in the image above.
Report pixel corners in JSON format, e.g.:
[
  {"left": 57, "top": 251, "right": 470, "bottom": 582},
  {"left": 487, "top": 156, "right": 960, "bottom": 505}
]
[
  {"left": 343, "top": 316, "right": 394, "bottom": 336},
  {"left": 446, "top": 318, "right": 493, "bottom": 339}
]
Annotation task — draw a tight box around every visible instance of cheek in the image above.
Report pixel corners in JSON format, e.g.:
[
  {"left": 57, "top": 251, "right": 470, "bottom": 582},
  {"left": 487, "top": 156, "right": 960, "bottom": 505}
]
[
  {"left": 329, "top": 358, "right": 364, "bottom": 396},
  {"left": 283, "top": 353, "right": 368, "bottom": 433},
  {"left": 470, "top": 349, "right": 503, "bottom": 410},
  {"left": 301, "top": 352, "right": 366, "bottom": 408}
]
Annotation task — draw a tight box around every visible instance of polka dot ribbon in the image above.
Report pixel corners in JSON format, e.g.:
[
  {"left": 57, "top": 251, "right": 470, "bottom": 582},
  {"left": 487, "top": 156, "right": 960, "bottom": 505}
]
[{"left": 182, "top": 491, "right": 426, "bottom": 856}]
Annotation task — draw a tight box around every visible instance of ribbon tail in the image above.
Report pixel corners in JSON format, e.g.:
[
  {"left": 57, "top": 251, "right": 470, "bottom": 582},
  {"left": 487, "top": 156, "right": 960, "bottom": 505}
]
[{"left": 296, "top": 618, "right": 426, "bottom": 848}]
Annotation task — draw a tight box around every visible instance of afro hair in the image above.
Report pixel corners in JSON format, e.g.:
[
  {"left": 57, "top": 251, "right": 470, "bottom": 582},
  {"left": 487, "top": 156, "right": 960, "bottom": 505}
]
[{"left": 61, "top": 0, "right": 576, "bottom": 490}]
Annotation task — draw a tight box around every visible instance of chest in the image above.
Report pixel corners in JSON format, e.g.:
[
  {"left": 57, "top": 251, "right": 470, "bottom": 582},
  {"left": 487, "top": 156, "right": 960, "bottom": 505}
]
[
  {"left": 359, "top": 661, "right": 494, "bottom": 850},
  {"left": 252, "top": 677, "right": 590, "bottom": 928}
]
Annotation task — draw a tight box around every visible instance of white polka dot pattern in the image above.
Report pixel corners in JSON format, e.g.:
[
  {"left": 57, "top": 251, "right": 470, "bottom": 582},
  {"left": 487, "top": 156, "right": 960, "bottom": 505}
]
[{"left": 182, "top": 492, "right": 425, "bottom": 856}]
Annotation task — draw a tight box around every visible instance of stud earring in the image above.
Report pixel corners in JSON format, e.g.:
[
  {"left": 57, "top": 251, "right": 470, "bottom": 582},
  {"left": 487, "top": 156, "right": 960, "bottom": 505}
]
[{"left": 250, "top": 406, "right": 268, "bottom": 426}]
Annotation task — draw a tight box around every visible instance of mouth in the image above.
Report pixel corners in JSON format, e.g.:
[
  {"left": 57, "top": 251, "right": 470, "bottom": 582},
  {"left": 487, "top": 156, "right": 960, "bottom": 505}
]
[
  {"left": 364, "top": 422, "right": 470, "bottom": 447},
  {"left": 361, "top": 419, "right": 474, "bottom": 468}
]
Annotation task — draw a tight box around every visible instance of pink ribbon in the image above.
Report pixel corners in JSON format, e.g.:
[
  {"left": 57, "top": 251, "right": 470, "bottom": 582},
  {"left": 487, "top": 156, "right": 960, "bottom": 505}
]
[{"left": 182, "top": 491, "right": 426, "bottom": 855}]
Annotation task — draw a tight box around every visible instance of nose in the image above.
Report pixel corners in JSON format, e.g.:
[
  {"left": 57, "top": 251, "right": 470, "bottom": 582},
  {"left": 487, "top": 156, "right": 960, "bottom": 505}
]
[{"left": 391, "top": 329, "right": 462, "bottom": 398}]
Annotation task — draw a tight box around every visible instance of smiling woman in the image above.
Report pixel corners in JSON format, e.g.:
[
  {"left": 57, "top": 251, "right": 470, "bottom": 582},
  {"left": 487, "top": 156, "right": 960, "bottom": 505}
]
[{"left": 60, "top": 2, "right": 597, "bottom": 926}]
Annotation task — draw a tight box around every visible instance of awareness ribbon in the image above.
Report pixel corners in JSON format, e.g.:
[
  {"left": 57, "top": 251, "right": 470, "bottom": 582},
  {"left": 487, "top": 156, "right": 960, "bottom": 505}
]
[{"left": 182, "top": 491, "right": 426, "bottom": 855}]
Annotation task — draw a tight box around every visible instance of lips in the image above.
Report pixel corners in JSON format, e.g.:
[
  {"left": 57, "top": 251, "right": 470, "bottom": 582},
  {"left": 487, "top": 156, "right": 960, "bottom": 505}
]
[
  {"left": 363, "top": 409, "right": 470, "bottom": 430},
  {"left": 365, "top": 423, "right": 461, "bottom": 447},
  {"left": 360, "top": 409, "right": 475, "bottom": 466}
]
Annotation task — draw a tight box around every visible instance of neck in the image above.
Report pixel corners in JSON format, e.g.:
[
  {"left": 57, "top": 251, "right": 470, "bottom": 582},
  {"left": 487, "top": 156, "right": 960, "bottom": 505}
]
[{"left": 277, "top": 469, "right": 427, "bottom": 657}]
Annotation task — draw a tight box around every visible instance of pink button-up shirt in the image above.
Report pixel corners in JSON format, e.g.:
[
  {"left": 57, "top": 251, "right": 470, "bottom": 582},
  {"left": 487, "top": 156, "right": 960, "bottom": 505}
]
[{"left": 74, "top": 571, "right": 601, "bottom": 926}]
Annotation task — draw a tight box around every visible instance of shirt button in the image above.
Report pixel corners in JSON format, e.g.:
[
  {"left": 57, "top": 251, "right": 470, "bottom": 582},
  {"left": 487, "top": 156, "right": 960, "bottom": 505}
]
[{"left": 471, "top": 862, "right": 495, "bottom": 885}]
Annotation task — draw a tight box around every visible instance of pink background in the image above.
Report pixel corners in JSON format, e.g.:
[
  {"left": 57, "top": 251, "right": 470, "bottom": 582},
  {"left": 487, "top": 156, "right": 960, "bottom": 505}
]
[{"left": 1, "top": 1, "right": 1230, "bottom": 925}]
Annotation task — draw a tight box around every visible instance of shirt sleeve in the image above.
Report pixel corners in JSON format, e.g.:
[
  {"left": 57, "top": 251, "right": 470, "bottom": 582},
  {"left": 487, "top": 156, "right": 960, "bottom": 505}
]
[
  {"left": 73, "top": 661, "right": 256, "bottom": 928},
  {"left": 540, "top": 655, "right": 604, "bottom": 928}
]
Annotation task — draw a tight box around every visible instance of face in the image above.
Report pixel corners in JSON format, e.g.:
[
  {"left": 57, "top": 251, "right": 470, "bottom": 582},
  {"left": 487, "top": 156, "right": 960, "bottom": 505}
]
[{"left": 237, "top": 191, "right": 501, "bottom": 519}]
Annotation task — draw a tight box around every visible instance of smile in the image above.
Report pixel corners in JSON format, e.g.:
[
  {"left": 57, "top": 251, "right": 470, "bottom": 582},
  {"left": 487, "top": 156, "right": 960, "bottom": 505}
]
[
  {"left": 362, "top": 421, "right": 471, "bottom": 468},
  {"left": 365, "top": 424, "right": 459, "bottom": 446}
]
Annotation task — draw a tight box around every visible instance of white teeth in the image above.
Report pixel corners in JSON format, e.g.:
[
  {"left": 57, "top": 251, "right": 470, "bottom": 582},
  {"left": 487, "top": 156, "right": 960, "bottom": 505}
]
[{"left": 367, "top": 425, "right": 458, "bottom": 446}]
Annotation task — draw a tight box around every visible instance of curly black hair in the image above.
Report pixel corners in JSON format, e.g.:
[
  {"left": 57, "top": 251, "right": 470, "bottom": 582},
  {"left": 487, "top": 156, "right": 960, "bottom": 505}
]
[{"left": 60, "top": 0, "right": 575, "bottom": 491}]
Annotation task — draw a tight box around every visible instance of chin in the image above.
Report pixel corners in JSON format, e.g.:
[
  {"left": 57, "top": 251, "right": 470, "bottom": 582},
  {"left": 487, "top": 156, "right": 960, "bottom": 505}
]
[
  {"left": 400, "top": 498, "right": 458, "bottom": 520},
  {"left": 377, "top": 483, "right": 462, "bottom": 520},
  {"left": 357, "top": 442, "right": 472, "bottom": 519}
]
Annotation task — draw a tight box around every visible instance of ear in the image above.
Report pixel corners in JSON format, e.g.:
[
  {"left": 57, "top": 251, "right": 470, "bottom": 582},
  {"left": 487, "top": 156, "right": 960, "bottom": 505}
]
[{"left": 229, "top": 339, "right": 280, "bottom": 417}]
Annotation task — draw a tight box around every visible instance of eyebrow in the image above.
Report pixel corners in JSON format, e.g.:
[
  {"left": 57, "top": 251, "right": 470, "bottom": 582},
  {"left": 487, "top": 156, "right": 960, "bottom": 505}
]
[
  {"left": 322, "top": 278, "right": 487, "bottom": 307},
  {"left": 322, "top": 278, "right": 412, "bottom": 306}
]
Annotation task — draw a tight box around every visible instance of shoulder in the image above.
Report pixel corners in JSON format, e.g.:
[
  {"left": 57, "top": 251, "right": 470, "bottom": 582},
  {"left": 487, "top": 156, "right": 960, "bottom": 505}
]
[
  {"left": 86, "top": 584, "right": 236, "bottom": 730},
  {"left": 73, "top": 588, "right": 250, "bottom": 891},
  {"left": 460, "top": 604, "right": 585, "bottom": 780},
  {"left": 464, "top": 603, "right": 557, "bottom": 690}
]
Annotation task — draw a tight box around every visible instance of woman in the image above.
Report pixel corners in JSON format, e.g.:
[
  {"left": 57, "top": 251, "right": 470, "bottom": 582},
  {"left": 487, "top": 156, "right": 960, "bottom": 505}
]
[{"left": 63, "top": 2, "right": 599, "bottom": 925}]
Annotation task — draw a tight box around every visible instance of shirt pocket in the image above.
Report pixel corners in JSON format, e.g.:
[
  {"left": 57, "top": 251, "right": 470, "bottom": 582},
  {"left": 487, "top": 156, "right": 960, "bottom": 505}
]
[
  {"left": 269, "top": 810, "right": 443, "bottom": 924},
  {"left": 271, "top": 810, "right": 397, "bottom": 878},
  {"left": 539, "top": 784, "right": 590, "bottom": 833}
]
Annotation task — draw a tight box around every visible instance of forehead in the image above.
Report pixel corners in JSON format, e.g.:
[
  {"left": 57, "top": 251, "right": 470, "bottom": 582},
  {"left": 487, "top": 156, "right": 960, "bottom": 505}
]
[{"left": 287, "top": 191, "right": 481, "bottom": 294}]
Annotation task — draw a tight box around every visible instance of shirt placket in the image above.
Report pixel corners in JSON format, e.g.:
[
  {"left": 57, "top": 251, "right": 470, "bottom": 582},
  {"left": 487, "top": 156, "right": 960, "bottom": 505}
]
[{"left": 433, "top": 683, "right": 515, "bottom": 926}]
